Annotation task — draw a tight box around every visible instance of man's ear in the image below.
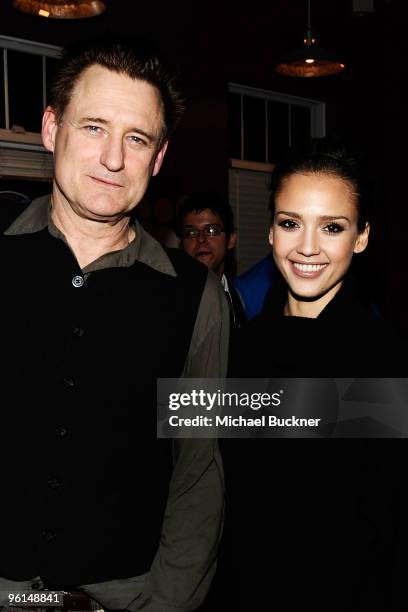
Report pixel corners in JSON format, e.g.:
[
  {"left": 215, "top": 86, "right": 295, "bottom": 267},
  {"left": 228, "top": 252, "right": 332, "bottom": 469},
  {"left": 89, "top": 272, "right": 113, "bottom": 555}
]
[
  {"left": 152, "top": 141, "right": 169, "bottom": 177},
  {"left": 227, "top": 230, "right": 237, "bottom": 250},
  {"left": 42, "top": 106, "right": 58, "bottom": 153},
  {"left": 354, "top": 222, "right": 370, "bottom": 254},
  {"left": 268, "top": 226, "right": 274, "bottom": 247}
]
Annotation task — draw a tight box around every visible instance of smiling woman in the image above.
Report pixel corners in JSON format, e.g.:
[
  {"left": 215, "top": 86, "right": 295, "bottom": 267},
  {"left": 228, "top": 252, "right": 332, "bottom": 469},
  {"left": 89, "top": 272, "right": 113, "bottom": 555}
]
[
  {"left": 223, "top": 138, "right": 407, "bottom": 610},
  {"left": 233, "top": 138, "right": 402, "bottom": 377},
  {"left": 269, "top": 169, "right": 369, "bottom": 318}
]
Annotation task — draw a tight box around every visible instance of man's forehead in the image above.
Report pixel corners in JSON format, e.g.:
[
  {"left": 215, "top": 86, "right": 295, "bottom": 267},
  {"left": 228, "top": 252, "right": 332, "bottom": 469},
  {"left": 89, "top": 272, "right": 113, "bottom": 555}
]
[
  {"left": 183, "top": 209, "right": 223, "bottom": 226},
  {"left": 72, "top": 63, "right": 150, "bottom": 90},
  {"left": 67, "top": 64, "right": 164, "bottom": 120}
]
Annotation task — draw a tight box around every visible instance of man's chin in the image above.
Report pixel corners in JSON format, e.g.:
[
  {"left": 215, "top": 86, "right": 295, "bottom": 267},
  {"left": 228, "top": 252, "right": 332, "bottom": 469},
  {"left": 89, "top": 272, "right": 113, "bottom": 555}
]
[{"left": 79, "top": 198, "right": 133, "bottom": 221}]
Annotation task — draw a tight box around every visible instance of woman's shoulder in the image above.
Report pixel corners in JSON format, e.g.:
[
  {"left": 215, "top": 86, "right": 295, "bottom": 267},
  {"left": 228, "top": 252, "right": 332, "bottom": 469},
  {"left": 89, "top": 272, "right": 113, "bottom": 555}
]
[
  {"left": 357, "top": 315, "right": 406, "bottom": 376},
  {"left": 332, "top": 289, "right": 406, "bottom": 375}
]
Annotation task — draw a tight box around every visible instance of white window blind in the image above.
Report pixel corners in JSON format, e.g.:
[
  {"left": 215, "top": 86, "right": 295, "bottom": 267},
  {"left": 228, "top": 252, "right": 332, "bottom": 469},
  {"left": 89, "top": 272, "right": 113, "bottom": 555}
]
[
  {"left": 0, "top": 131, "right": 53, "bottom": 180},
  {"left": 0, "top": 35, "right": 59, "bottom": 181},
  {"left": 228, "top": 84, "right": 326, "bottom": 276},
  {"left": 229, "top": 167, "right": 272, "bottom": 275}
]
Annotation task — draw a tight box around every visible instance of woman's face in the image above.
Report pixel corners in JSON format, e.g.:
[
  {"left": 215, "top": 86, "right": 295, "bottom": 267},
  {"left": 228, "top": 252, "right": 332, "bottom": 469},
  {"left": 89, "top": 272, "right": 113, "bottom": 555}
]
[{"left": 269, "top": 172, "right": 369, "bottom": 314}]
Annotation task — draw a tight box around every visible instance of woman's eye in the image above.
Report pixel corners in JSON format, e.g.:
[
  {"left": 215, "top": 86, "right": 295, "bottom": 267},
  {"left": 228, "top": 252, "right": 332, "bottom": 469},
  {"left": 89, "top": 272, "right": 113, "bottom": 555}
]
[
  {"left": 278, "top": 219, "right": 298, "bottom": 230},
  {"left": 324, "top": 223, "right": 344, "bottom": 234}
]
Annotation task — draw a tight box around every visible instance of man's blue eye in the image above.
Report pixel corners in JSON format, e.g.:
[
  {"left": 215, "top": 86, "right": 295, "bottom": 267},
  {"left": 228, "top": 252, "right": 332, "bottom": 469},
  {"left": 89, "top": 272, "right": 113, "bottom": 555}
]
[{"left": 86, "top": 125, "right": 101, "bottom": 134}]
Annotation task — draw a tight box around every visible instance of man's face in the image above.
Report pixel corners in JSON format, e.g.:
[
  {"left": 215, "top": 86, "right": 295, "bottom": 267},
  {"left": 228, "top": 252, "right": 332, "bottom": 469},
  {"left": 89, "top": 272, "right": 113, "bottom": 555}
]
[
  {"left": 42, "top": 64, "right": 167, "bottom": 222},
  {"left": 181, "top": 209, "right": 236, "bottom": 278}
]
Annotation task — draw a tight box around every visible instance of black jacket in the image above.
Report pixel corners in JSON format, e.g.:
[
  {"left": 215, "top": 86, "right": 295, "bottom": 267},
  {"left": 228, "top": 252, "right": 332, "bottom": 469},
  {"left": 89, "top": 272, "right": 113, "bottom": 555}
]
[
  {"left": 217, "top": 277, "right": 407, "bottom": 612},
  {"left": 236, "top": 274, "right": 403, "bottom": 378},
  {"left": 0, "top": 202, "right": 208, "bottom": 586}
]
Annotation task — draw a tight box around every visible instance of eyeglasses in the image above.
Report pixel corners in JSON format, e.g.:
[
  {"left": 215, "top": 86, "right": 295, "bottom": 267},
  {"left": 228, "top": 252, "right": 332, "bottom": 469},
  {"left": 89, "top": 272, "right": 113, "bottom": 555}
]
[{"left": 181, "top": 224, "right": 225, "bottom": 239}]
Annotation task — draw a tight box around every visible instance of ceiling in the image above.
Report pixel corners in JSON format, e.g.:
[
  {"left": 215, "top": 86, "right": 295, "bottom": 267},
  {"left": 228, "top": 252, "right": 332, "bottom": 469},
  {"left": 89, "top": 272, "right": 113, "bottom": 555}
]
[
  {"left": 0, "top": 0, "right": 399, "bottom": 95},
  {"left": 0, "top": 0, "right": 404, "bottom": 166}
]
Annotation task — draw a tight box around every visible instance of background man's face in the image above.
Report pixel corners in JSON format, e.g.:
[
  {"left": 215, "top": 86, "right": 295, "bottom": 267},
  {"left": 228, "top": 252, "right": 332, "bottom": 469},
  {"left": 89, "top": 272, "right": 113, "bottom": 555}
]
[
  {"left": 181, "top": 209, "right": 236, "bottom": 278},
  {"left": 42, "top": 64, "right": 167, "bottom": 222}
]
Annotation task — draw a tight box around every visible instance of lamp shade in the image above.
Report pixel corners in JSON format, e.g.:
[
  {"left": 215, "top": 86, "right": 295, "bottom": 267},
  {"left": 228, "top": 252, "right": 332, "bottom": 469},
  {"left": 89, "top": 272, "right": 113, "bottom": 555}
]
[
  {"left": 275, "top": 0, "right": 346, "bottom": 78},
  {"left": 275, "top": 45, "right": 345, "bottom": 77},
  {"left": 13, "top": 0, "right": 106, "bottom": 19}
]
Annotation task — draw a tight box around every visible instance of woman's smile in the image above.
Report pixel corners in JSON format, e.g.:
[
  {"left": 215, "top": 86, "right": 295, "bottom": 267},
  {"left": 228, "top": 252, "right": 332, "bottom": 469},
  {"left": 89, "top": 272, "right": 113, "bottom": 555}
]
[{"left": 290, "top": 261, "right": 329, "bottom": 278}]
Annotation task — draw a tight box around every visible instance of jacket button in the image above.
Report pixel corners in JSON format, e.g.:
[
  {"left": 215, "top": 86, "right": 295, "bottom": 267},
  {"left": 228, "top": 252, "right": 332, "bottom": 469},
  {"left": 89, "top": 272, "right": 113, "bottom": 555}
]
[
  {"left": 63, "top": 376, "right": 75, "bottom": 388},
  {"left": 48, "top": 477, "right": 62, "bottom": 490},
  {"left": 56, "top": 426, "right": 67, "bottom": 437},
  {"left": 72, "top": 275, "right": 84, "bottom": 288}
]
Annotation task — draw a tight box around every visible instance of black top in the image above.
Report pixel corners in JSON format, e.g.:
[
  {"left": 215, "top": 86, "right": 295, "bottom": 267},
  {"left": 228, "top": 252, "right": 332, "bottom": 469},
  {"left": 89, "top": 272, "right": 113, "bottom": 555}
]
[
  {"left": 235, "top": 274, "right": 403, "bottom": 378},
  {"left": 215, "top": 276, "right": 407, "bottom": 612}
]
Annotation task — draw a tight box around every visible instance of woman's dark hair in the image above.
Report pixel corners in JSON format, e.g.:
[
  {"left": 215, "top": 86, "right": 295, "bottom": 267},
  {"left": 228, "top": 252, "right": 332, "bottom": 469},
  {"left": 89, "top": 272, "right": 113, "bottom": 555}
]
[
  {"left": 49, "top": 35, "right": 185, "bottom": 143},
  {"left": 268, "top": 138, "right": 372, "bottom": 232}
]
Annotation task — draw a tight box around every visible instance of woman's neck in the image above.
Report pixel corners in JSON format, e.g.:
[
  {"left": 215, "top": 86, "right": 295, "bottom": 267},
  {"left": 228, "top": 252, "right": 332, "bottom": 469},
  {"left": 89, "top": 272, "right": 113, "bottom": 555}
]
[
  {"left": 284, "top": 297, "right": 320, "bottom": 318},
  {"left": 285, "top": 280, "right": 344, "bottom": 318}
]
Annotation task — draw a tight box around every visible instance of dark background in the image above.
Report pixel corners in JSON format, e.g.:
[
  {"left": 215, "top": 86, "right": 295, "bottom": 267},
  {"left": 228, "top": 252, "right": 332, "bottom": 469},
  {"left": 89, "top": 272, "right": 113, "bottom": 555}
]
[{"left": 0, "top": 0, "right": 406, "bottom": 330}]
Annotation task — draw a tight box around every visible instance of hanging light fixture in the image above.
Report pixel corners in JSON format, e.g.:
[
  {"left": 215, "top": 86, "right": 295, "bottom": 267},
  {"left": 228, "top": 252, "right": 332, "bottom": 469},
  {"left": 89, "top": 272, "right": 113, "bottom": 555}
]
[
  {"left": 13, "top": 0, "right": 106, "bottom": 19},
  {"left": 275, "top": 0, "right": 345, "bottom": 77}
]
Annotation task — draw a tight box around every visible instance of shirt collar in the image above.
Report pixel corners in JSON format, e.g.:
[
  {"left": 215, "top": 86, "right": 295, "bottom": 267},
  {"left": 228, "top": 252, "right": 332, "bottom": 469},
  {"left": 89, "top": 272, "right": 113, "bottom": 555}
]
[{"left": 4, "top": 194, "right": 176, "bottom": 277}]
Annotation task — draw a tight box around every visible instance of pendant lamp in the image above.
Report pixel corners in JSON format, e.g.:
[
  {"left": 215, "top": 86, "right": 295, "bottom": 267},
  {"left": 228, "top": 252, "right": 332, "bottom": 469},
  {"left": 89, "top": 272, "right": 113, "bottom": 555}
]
[
  {"left": 13, "top": 0, "right": 106, "bottom": 19},
  {"left": 275, "top": 0, "right": 345, "bottom": 77}
]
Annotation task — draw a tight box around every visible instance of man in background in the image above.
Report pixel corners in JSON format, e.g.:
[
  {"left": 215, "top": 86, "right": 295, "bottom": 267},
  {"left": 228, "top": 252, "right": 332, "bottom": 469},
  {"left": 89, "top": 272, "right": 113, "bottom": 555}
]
[{"left": 177, "top": 191, "right": 246, "bottom": 329}]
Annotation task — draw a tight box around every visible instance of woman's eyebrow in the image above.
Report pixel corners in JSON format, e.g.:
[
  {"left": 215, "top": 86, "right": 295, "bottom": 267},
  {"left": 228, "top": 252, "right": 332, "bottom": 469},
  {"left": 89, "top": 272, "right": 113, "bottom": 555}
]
[
  {"left": 320, "top": 215, "right": 350, "bottom": 222},
  {"left": 275, "top": 211, "right": 350, "bottom": 222},
  {"left": 275, "top": 210, "right": 301, "bottom": 218}
]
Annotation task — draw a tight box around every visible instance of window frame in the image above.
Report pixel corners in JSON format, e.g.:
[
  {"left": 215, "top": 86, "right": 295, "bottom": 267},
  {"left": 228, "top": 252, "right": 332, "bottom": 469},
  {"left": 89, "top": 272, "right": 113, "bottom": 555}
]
[
  {"left": 0, "top": 35, "right": 61, "bottom": 180},
  {"left": 1, "top": 34, "right": 61, "bottom": 133},
  {"left": 229, "top": 82, "right": 326, "bottom": 170}
]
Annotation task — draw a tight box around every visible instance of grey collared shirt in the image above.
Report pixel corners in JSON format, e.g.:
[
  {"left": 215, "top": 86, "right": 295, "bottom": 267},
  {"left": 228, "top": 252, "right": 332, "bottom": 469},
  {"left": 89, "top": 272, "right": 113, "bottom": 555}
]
[{"left": 1, "top": 195, "right": 229, "bottom": 612}]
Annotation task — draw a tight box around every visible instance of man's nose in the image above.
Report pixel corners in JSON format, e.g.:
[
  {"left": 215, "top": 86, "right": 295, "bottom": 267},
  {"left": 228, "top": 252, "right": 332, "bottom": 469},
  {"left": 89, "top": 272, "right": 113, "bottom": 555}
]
[
  {"left": 100, "top": 136, "right": 125, "bottom": 172},
  {"left": 196, "top": 230, "right": 208, "bottom": 243},
  {"left": 296, "top": 228, "right": 320, "bottom": 256}
]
